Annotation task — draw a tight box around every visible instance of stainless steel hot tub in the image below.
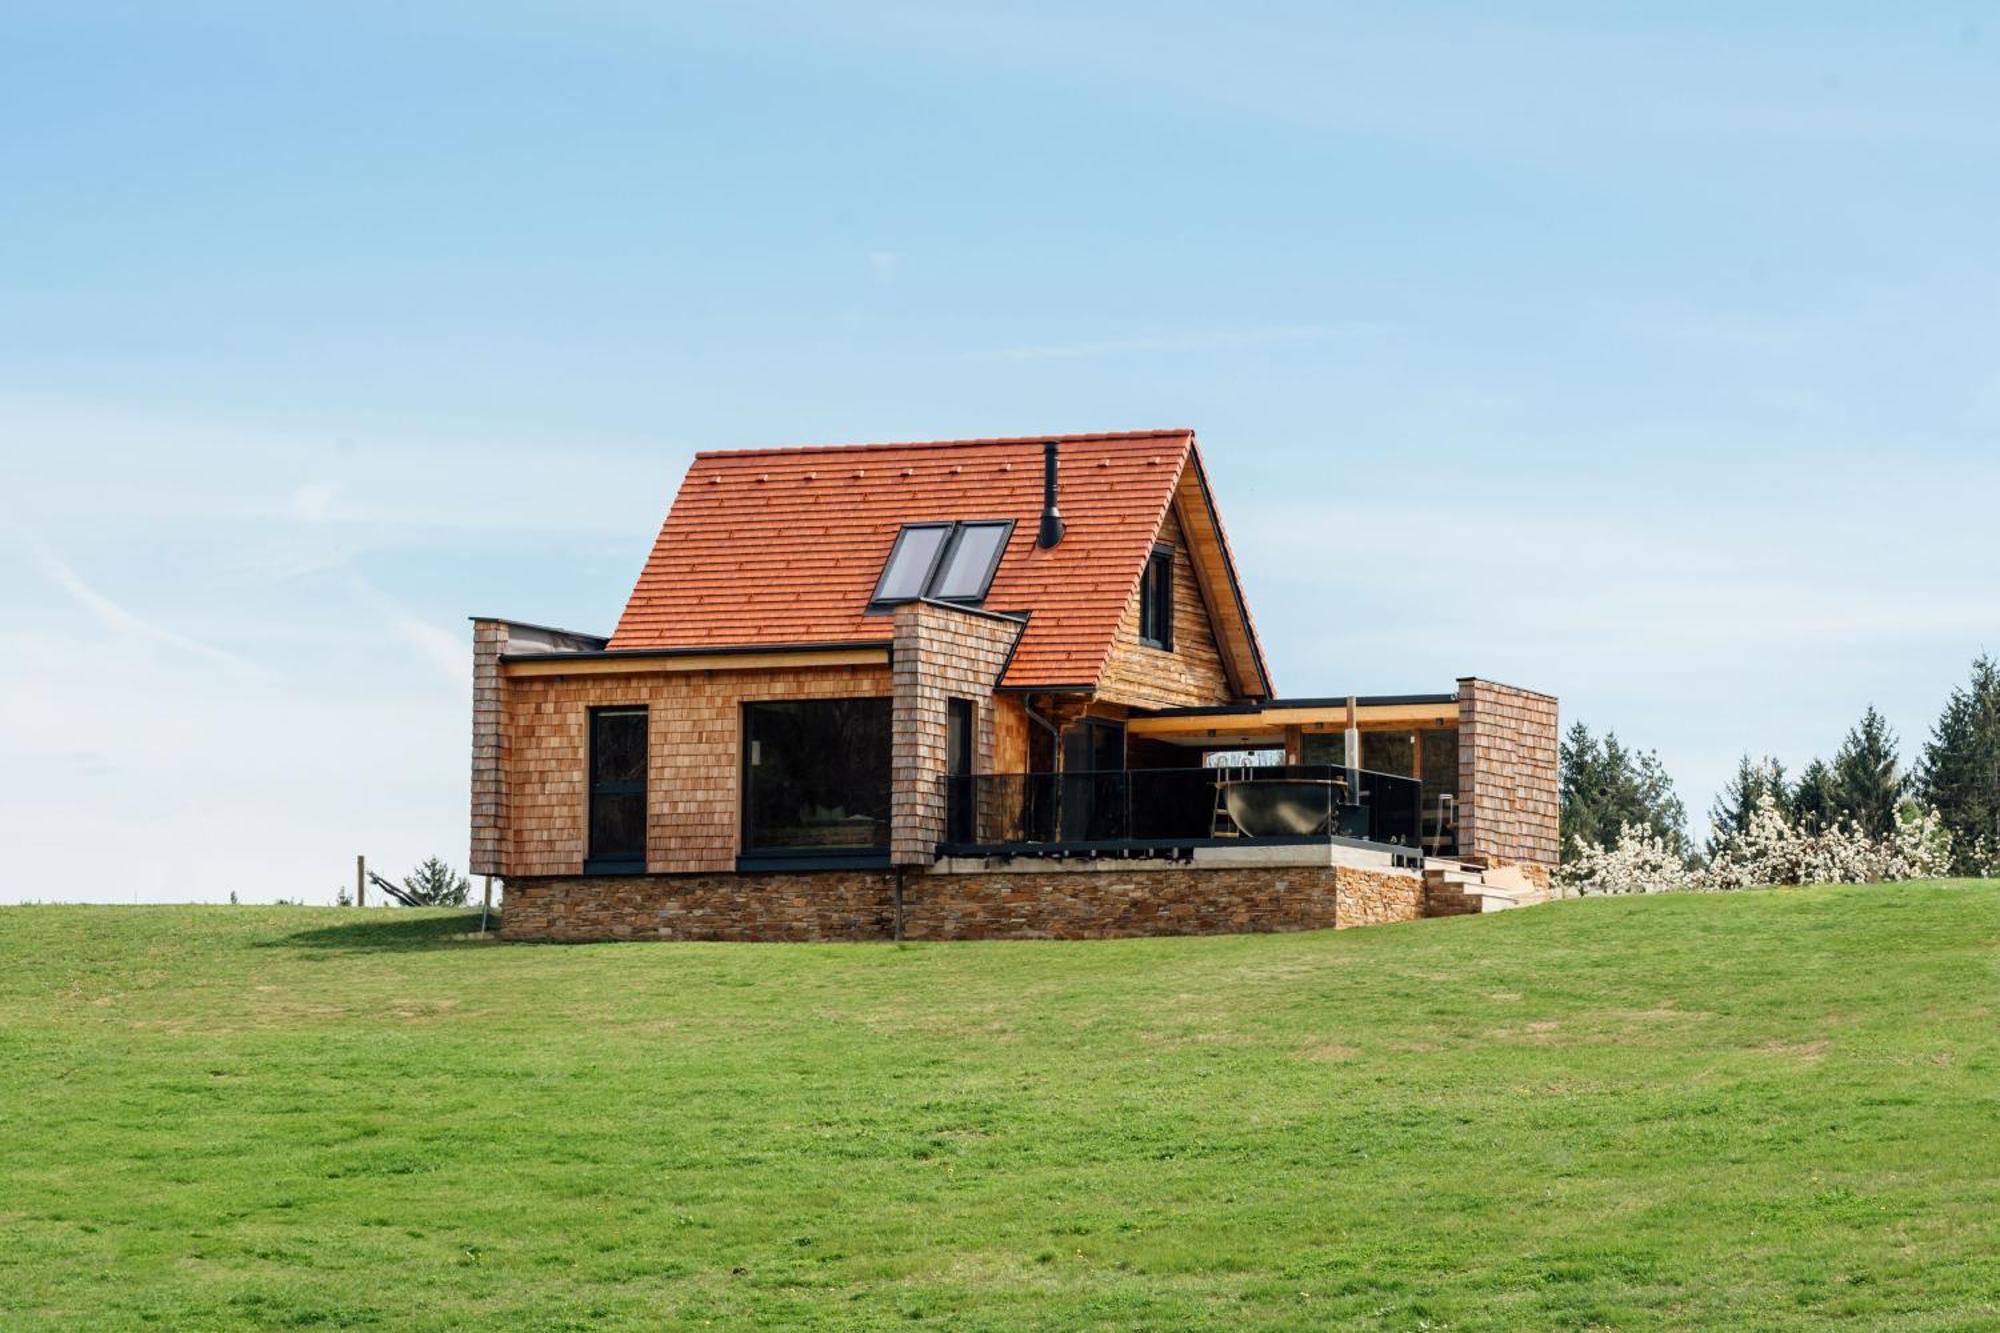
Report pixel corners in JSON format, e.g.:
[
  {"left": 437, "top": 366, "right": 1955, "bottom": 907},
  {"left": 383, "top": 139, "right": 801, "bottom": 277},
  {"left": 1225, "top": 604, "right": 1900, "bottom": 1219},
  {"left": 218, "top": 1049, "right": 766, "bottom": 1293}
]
[{"left": 1222, "top": 777, "right": 1342, "bottom": 837}]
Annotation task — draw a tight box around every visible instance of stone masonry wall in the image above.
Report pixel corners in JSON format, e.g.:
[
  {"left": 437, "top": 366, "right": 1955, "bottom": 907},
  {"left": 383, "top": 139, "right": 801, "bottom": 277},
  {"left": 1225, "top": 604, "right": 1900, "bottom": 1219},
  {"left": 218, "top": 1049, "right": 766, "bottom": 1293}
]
[
  {"left": 502, "top": 663, "right": 893, "bottom": 876},
  {"left": 889, "top": 602, "right": 1025, "bottom": 867},
  {"left": 1456, "top": 677, "right": 1560, "bottom": 869},
  {"left": 469, "top": 619, "right": 509, "bottom": 877},
  {"left": 501, "top": 862, "right": 1426, "bottom": 942}
]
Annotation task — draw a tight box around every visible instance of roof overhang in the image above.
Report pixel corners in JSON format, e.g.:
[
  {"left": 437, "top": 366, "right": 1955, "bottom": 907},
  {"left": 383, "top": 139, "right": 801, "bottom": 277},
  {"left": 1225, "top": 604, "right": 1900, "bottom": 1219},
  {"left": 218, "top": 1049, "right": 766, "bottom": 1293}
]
[
  {"left": 500, "top": 641, "right": 891, "bottom": 678},
  {"left": 1172, "top": 445, "right": 1275, "bottom": 699},
  {"left": 1126, "top": 694, "right": 1461, "bottom": 746}
]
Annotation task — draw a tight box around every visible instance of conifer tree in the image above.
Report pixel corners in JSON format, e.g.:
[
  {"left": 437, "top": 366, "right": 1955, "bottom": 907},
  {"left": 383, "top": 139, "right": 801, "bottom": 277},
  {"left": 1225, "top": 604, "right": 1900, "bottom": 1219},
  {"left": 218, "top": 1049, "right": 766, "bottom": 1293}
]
[
  {"left": 1560, "top": 722, "right": 1688, "bottom": 859},
  {"left": 1790, "top": 758, "right": 1837, "bottom": 833},
  {"left": 1707, "top": 755, "right": 1790, "bottom": 857},
  {"left": 1917, "top": 655, "right": 2000, "bottom": 867},
  {"left": 400, "top": 857, "right": 471, "bottom": 907},
  {"left": 1830, "top": 705, "right": 1905, "bottom": 838}
]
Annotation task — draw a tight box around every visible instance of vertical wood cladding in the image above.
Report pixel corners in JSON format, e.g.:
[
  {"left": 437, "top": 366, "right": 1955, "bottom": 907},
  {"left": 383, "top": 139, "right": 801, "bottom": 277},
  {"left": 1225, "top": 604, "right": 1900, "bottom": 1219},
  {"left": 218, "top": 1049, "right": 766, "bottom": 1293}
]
[
  {"left": 889, "top": 602, "right": 1025, "bottom": 866},
  {"left": 1456, "top": 678, "right": 1560, "bottom": 869},
  {"left": 1096, "top": 506, "right": 1238, "bottom": 710},
  {"left": 501, "top": 663, "right": 893, "bottom": 876}
]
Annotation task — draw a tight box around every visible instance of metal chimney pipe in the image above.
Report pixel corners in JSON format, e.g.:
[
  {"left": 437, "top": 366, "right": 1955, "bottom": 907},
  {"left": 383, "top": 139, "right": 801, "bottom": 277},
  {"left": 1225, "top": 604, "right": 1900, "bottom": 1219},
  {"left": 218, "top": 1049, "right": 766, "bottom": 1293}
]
[{"left": 1037, "top": 440, "right": 1065, "bottom": 548}]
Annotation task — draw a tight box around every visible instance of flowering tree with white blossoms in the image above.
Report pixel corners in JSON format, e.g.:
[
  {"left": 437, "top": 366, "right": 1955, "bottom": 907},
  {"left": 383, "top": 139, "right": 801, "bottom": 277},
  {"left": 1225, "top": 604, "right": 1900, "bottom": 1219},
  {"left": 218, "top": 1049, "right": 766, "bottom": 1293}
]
[
  {"left": 1558, "top": 793, "right": 1955, "bottom": 897},
  {"left": 1553, "top": 823, "right": 1695, "bottom": 895}
]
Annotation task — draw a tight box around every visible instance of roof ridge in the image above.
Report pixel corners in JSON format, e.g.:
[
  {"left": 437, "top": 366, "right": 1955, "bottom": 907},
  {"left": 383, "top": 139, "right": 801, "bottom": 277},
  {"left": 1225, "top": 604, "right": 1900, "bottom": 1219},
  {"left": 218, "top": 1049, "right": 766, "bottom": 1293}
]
[{"left": 693, "top": 429, "right": 1193, "bottom": 460}]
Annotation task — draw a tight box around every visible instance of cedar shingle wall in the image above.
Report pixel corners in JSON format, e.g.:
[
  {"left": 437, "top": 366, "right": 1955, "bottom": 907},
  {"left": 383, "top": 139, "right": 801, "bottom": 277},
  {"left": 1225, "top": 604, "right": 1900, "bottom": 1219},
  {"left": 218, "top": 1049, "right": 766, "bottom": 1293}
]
[
  {"left": 469, "top": 620, "right": 509, "bottom": 877},
  {"left": 889, "top": 603, "right": 1024, "bottom": 866},
  {"left": 501, "top": 664, "right": 893, "bottom": 876},
  {"left": 1456, "top": 678, "right": 1560, "bottom": 869},
  {"left": 1096, "top": 507, "right": 1237, "bottom": 709}
]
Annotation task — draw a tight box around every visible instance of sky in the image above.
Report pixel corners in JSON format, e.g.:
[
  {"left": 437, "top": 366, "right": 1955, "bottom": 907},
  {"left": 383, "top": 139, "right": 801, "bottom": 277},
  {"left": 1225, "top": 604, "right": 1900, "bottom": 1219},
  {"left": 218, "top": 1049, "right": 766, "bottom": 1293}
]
[{"left": 3, "top": 2, "right": 1998, "bottom": 902}]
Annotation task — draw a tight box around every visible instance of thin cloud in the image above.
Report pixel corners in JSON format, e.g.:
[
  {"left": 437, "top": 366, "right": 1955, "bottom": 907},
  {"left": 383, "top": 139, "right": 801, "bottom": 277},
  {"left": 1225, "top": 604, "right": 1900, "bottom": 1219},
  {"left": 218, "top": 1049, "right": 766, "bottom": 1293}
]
[
  {"left": 976, "top": 323, "right": 1375, "bottom": 362},
  {"left": 25, "top": 536, "right": 264, "bottom": 675},
  {"left": 346, "top": 574, "right": 465, "bottom": 689}
]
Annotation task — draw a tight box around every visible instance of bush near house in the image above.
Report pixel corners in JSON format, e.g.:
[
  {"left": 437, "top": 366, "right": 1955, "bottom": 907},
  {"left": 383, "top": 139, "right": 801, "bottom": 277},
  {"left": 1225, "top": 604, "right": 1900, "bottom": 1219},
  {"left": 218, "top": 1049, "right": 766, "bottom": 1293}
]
[{"left": 2, "top": 885, "right": 1998, "bottom": 1329}]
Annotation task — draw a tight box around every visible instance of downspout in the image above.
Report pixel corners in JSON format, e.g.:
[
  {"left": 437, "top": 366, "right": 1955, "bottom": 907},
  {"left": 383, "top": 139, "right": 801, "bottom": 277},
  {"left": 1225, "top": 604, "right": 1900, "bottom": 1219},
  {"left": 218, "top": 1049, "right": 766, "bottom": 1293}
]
[
  {"left": 1023, "top": 695, "right": 1063, "bottom": 746},
  {"left": 893, "top": 867, "right": 905, "bottom": 942}
]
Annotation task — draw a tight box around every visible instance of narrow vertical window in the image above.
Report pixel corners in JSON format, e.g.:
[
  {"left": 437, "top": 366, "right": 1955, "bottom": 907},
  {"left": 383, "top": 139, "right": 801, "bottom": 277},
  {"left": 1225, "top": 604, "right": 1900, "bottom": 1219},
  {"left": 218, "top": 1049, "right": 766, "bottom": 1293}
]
[
  {"left": 1139, "top": 546, "right": 1174, "bottom": 650},
  {"left": 946, "top": 697, "right": 975, "bottom": 844},
  {"left": 587, "top": 707, "right": 647, "bottom": 871}
]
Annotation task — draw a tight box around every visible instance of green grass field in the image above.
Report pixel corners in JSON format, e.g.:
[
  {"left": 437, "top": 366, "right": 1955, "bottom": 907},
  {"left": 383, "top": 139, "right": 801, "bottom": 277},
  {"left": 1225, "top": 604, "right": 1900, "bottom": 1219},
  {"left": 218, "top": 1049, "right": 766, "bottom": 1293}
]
[{"left": 2, "top": 883, "right": 1996, "bottom": 1330}]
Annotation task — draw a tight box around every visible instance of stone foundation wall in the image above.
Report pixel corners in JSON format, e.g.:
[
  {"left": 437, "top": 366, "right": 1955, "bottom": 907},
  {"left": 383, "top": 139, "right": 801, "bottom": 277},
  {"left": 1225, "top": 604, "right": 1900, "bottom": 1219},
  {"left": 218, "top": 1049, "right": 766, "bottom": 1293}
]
[
  {"left": 501, "top": 862, "right": 1426, "bottom": 943},
  {"left": 1335, "top": 867, "right": 1428, "bottom": 928},
  {"left": 501, "top": 870, "right": 896, "bottom": 942}
]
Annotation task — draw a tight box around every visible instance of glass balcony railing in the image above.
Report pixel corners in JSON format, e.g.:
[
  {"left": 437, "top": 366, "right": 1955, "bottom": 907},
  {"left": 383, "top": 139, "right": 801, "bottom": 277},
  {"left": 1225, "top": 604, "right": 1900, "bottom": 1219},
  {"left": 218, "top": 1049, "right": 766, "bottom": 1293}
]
[{"left": 942, "top": 764, "right": 1423, "bottom": 853}]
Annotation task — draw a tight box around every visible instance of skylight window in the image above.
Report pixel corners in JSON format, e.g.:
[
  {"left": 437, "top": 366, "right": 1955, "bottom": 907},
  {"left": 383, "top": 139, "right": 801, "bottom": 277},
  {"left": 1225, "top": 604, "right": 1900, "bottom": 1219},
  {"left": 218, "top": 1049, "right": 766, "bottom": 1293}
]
[
  {"left": 872, "top": 524, "right": 952, "bottom": 603},
  {"left": 871, "top": 520, "right": 1014, "bottom": 607}
]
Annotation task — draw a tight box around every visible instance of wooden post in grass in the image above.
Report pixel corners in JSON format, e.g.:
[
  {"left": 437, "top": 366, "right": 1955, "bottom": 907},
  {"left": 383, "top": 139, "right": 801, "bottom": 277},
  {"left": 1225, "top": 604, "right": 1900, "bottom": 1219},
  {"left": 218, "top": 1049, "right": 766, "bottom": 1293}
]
[
  {"left": 481, "top": 875, "right": 493, "bottom": 933},
  {"left": 356, "top": 854, "right": 366, "bottom": 908}
]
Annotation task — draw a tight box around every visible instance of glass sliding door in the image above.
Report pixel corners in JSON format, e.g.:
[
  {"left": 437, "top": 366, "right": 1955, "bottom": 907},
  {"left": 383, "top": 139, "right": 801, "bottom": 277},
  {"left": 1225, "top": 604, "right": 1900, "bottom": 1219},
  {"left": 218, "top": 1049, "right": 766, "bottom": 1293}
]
[
  {"left": 1059, "top": 719, "right": 1126, "bottom": 841},
  {"left": 1419, "top": 727, "right": 1460, "bottom": 856}
]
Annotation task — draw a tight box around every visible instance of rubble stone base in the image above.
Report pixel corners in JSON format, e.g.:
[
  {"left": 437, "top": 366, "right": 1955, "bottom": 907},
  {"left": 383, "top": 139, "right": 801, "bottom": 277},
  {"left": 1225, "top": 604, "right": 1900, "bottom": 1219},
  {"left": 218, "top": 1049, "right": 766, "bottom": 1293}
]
[{"left": 500, "top": 863, "right": 1425, "bottom": 943}]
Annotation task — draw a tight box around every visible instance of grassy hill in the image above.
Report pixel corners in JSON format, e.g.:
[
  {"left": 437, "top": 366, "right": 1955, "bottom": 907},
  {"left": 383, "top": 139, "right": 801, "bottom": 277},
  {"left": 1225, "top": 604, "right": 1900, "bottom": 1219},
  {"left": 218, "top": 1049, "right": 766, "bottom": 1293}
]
[{"left": 2, "top": 883, "right": 1996, "bottom": 1330}]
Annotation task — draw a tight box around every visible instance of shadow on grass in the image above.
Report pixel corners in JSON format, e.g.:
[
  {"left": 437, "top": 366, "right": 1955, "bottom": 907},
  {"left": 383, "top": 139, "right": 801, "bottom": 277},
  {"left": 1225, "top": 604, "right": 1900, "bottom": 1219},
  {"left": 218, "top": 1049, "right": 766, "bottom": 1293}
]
[{"left": 262, "top": 911, "right": 494, "bottom": 953}]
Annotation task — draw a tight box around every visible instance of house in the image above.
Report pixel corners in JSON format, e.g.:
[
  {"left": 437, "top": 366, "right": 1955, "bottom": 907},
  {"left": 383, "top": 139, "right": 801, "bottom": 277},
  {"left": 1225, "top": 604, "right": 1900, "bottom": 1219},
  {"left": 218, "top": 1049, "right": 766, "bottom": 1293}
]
[{"left": 469, "top": 429, "right": 1558, "bottom": 941}]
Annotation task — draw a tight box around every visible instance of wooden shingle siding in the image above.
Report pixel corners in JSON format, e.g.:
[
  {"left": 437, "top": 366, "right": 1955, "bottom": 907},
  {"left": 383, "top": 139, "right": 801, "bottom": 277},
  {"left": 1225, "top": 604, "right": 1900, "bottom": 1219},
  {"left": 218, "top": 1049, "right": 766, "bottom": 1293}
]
[
  {"left": 889, "top": 602, "right": 1024, "bottom": 866},
  {"left": 1095, "top": 507, "right": 1237, "bottom": 709},
  {"left": 992, "top": 694, "right": 1031, "bottom": 774},
  {"left": 468, "top": 620, "right": 510, "bottom": 877},
  {"left": 500, "top": 662, "right": 893, "bottom": 876},
  {"left": 1456, "top": 678, "right": 1560, "bottom": 869}
]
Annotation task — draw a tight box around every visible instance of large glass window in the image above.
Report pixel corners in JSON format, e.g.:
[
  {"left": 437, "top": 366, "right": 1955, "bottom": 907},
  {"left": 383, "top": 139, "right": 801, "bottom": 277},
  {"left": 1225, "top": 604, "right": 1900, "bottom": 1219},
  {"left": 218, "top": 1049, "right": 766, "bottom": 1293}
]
[
  {"left": 742, "top": 699, "right": 891, "bottom": 854},
  {"left": 1420, "top": 728, "right": 1459, "bottom": 794},
  {"left": 1362, "top": 730, "right": 1416, "bottom": 778},
  {"left": 588, "top": 707, "right": 647, "bottom": 869}
]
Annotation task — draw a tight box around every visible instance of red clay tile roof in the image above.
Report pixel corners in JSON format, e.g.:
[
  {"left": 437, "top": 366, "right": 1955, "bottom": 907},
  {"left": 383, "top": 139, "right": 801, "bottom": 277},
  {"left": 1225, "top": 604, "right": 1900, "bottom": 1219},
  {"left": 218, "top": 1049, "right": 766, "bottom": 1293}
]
[{"left": 608, "top": 429, "right": 1261, "bottom": 691}]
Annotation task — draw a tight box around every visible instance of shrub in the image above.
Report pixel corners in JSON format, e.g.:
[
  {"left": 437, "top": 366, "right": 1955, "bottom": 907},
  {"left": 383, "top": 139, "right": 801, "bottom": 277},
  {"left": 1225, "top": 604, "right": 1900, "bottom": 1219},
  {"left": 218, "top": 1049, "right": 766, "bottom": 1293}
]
[{"left": 1558, "top": 794, "right": 1956, "bottom": 896}]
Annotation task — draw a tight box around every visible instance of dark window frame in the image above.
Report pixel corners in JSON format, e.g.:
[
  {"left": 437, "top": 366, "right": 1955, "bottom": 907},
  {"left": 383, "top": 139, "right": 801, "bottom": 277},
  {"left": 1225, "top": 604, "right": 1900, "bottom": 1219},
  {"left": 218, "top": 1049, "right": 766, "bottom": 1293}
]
[
  {"left": 584, "top": 705, "right": 648, "bottom": 873},
  {"left": 869, "top": 519, "right": 1015, "bottom": 609},
  {"left": 1138, "top": 543, "right": 1175, "bottom": 650}
]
